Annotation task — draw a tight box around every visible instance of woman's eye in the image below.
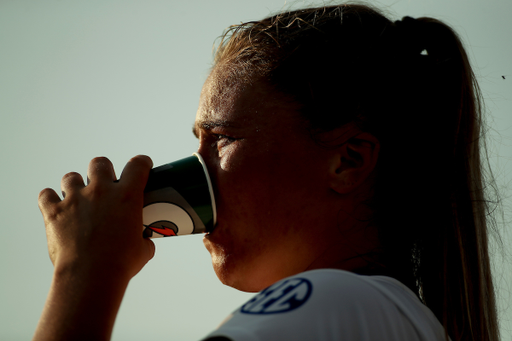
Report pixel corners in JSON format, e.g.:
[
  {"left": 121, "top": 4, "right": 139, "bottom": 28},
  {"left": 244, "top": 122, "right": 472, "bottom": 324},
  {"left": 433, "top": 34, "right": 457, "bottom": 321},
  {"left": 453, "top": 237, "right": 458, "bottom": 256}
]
[{"left": 212, "top": 134, "right": 236, "bottom": 148}]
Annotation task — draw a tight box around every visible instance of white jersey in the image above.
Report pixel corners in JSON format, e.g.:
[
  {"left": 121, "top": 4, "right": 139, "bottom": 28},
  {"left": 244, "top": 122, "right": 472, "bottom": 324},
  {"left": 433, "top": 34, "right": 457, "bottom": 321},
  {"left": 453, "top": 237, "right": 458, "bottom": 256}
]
[{"left": 203, "top": 269, "right": 448, "bottom": 341}]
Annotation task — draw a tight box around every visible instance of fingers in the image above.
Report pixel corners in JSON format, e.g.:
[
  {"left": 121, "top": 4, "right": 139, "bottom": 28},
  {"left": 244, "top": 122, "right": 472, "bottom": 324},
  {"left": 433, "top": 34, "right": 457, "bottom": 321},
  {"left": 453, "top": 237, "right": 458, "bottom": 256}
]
[
  {"left": 61, "top": 172, "right": 85, "bottom": 197},
  {"left": 38, "top": 155, "right": 156, "bottom": 280},
  {"left": 39, "top": 155, "right": 150, "bottom": 206},
  {"left": 39, "top": 172, "right": 84, "bottom": 221},
  {"left": 87, "top": 157, "right": 116, "bottom": 185},
  {"left": 38, "top": 188, "right": 61, "bottom": 208},
  {"left": 38, "top": 188, "right": 62, "bottom": 224},
  {"left": 119, "top": 155, "right": 153, "bottom": 191}
]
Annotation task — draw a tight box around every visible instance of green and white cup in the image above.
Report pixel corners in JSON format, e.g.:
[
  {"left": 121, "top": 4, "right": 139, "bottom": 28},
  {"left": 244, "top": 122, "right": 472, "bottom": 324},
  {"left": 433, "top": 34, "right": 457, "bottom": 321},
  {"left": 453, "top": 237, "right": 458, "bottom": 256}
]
[{"left": 142, "top": 153, "right": 216, "bottom": 238}]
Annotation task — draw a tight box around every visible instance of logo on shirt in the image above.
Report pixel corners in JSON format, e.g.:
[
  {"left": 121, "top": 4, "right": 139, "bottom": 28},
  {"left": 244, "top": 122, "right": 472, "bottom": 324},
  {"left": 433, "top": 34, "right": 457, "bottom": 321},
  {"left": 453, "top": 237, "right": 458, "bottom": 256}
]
[{"left": 241, "top": 278, "right": 312, "bottom": 314}]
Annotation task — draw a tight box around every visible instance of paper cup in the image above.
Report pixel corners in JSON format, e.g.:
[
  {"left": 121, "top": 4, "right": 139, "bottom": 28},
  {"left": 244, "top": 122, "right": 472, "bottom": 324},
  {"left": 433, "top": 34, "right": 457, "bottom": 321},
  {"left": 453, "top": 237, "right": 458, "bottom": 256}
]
[{"left": 142, "top": 153, "right": 216, "bottom": 238}]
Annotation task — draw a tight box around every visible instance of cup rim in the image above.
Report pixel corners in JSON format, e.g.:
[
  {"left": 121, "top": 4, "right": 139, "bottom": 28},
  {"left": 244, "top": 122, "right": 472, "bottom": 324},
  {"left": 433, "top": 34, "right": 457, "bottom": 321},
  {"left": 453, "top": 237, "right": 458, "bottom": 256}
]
[{"left": 193, "top": 152, "right": 217, "bottom": 226}]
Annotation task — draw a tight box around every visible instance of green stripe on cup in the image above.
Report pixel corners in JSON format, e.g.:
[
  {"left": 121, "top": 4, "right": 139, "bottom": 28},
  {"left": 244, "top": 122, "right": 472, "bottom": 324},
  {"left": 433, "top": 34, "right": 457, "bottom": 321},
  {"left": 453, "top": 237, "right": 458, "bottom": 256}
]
[{"left": 142, "top": 153, "right": 216, "bottom": 238}]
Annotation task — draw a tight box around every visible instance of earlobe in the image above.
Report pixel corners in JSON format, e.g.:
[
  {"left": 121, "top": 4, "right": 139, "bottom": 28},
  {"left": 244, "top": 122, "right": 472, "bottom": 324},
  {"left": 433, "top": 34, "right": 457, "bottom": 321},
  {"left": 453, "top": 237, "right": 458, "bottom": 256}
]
[{"left": 329, "top": 133, "right": 380, "bottom": 194}]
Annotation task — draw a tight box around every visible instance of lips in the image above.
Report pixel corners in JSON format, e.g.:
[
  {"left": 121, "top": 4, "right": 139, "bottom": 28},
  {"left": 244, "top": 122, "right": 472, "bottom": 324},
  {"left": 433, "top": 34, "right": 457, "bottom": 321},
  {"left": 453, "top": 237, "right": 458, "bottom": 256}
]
[{"left": 203, "top": 223, "right": 219, "bottom": 240}]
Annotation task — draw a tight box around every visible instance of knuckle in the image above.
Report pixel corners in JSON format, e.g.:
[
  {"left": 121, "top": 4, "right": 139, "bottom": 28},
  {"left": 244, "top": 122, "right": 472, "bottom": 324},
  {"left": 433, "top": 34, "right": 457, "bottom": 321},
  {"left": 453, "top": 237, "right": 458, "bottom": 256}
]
[
  {"left": 45, "top": 206, "right": 61, "bottom": 221},
  {"left": 130, "top": 155, "right": 153, "bottom": 169},
  {"left": 86, "top": 182, "right": 107, "bottom": 198},
  {"left": 91, "top": 156, "right": 110, "bottom": 163},
  {"left": 38, "top": 188, "right": 59, "bottom": 207},
  {"left": 117, "top": 186, "right": 138, "bottom": 203},
  {"left": 90, "top": 156, "right": 112, "bottom": 169},
  {"left": 62, "top": 171, "right": 82, "bottom": 182},
  {"left": 63, "top": 171, "right": 81, "bottom": 178},
  {"left": 38, "top": 198, "right": 62, "bottom": 221},
  {"left": 38, "top": 187, "right": 54, "bottom": 201}
]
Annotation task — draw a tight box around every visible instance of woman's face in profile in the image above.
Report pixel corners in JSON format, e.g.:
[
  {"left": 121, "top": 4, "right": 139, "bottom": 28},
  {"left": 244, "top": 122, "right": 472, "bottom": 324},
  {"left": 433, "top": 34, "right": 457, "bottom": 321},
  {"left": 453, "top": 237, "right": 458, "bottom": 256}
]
[{"left": 194, "top": 68, "right": 342, "bottom": 292}]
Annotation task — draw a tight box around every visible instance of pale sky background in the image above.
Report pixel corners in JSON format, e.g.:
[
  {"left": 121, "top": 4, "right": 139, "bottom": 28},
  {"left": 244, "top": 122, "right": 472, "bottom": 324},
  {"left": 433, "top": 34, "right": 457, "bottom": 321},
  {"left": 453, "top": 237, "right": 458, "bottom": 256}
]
[{"left": 1, "top": 0, "right": 511, "bottom": 340}]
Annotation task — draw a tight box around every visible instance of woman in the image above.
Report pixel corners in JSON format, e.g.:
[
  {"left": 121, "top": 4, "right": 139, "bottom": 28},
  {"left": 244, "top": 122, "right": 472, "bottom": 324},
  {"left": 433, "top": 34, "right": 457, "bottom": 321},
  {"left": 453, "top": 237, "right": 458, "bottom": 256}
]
[{"left": 34, "top": 3, "right": 499, "bottom": 341}]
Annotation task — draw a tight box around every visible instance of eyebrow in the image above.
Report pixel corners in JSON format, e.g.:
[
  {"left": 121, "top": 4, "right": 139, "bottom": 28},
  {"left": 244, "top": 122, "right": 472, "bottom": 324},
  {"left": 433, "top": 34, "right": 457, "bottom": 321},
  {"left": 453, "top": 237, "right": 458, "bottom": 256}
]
[{"left": 192, "top": 119, "right": 234, "bottom": 138}]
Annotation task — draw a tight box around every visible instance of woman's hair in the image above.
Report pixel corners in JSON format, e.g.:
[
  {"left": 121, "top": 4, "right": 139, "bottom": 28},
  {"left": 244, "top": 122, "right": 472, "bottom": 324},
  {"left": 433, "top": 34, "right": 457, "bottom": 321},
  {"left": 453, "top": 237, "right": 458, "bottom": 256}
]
[{"left": 212, "top": 3, "right": 499, "bottom": 341}]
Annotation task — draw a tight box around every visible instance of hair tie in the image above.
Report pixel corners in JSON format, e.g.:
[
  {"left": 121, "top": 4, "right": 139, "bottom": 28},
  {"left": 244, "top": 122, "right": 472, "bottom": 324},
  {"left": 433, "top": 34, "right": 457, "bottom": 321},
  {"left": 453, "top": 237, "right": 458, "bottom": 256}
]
[{"left": 393, "top": 16, "right": 429, "bottom": 57}]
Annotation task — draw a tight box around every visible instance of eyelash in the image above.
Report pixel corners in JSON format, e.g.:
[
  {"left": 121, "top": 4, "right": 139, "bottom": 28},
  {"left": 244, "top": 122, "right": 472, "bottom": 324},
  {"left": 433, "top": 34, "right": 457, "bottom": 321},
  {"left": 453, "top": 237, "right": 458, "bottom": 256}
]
[{"left": 211, "top": 134, "right": 237, "bottom": 148}]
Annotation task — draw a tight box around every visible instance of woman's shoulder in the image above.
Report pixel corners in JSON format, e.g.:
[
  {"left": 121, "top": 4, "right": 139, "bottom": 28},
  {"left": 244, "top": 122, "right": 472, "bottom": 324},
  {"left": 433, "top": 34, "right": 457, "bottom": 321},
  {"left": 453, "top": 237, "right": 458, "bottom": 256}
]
[
  {"left": 294, "top": 269, "right": 445, "bottom": 334},
  {"left": 293, "top": 268, "right": 418, "bottom": 306},
  {"left": 270, "top": 269, "right": 422, "bottom": 318},
  {"left": 204, "top": 269, "right": 448, "bottom": 341}
]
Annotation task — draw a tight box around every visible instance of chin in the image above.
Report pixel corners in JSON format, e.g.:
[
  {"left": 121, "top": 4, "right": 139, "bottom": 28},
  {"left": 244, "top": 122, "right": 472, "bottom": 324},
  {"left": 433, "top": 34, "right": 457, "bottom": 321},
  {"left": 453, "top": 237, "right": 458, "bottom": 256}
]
[
  {"left": 203, "top": 237, "right": 269, "bottom": 293},
  {"left": 214, "top": 265, "right": 263, "bottom": 293}
]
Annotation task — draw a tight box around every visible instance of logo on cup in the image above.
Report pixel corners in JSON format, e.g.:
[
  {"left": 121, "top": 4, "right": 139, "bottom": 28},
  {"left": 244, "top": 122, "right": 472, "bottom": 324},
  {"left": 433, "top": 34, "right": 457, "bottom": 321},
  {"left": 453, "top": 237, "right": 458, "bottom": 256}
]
[{"left": 142, "top": 153, "right": 216, "bottom": 238}]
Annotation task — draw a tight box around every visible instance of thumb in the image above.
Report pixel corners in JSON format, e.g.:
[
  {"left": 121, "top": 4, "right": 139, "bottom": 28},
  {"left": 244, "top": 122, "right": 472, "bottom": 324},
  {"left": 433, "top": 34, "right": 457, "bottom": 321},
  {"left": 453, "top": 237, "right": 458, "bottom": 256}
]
[{"left": 143, "top": 239, "right": 156, "bottom": 263}]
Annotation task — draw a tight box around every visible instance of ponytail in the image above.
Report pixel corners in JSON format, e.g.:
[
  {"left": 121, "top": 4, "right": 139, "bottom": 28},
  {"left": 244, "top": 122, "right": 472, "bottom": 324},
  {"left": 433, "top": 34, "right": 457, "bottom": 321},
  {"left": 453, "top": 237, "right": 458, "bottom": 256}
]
[
  {"left": 373, "top": 14, "right": 499, "bottom": 341},
  {"left": 399, "top": 17, "right": 500, "bottom": 341}
]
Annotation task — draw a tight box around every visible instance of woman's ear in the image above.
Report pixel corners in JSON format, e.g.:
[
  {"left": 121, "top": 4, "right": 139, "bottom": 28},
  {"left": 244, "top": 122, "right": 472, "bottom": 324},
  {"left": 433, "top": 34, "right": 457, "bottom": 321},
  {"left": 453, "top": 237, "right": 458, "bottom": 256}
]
[{"left": 329, "top": 132, "right": 380, "bottom": 194}]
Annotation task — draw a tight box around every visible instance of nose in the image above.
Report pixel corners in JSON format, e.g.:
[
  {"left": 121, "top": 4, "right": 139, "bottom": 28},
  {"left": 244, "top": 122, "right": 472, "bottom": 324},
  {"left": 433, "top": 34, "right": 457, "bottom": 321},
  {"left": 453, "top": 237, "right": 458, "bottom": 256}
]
[
  {"left": 195, "top": 138, "right": 220, "bottom": 221},
  {"left": 196, "top": 134, "right": 210, "bottom": 163},
  {"left": 195, "top": 134, "right": 217, "bottom": 182}
]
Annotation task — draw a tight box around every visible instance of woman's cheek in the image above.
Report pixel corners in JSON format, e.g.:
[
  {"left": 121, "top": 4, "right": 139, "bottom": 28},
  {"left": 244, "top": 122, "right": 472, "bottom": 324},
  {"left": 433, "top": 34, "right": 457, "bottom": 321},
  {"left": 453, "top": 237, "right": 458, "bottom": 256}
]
[{"left": 219, "top": 144, "right": 240, "bottom": 171}]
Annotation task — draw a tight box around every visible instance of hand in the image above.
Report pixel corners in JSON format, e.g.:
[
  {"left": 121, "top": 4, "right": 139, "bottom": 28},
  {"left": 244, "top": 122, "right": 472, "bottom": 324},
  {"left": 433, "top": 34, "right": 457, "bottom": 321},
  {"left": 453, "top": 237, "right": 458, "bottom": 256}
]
[
  {"left": 38, "top": 155, "right": 155, "bottom": 281},
  {"left": 34, "top": 155, "right": 155, "bottom": 341}
]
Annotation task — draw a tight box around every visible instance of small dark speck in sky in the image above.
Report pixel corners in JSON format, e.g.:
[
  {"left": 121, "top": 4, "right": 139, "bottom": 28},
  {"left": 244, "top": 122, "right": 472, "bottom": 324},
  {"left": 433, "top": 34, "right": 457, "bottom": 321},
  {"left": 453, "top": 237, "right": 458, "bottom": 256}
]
[{"left": 502, "top": 76, "right": 506, "bottom": 79}]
